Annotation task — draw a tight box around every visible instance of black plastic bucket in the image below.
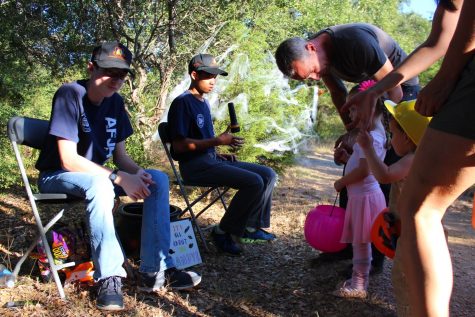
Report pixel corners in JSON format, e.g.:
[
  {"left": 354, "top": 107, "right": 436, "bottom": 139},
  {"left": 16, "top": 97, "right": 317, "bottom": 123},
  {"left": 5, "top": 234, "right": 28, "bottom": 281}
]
[{"left": 115, "top": 203, "right": 182, "bottom": 259}]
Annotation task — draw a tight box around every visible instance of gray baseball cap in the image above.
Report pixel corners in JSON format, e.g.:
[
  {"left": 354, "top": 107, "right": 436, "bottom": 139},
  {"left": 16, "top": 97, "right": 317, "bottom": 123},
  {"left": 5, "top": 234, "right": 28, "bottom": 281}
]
[
  {"left": 188, "top": 53, "right": 228, "bottom": 76},
  {"left": 91, "top": 41, "right": 132, "bottom": 73}
]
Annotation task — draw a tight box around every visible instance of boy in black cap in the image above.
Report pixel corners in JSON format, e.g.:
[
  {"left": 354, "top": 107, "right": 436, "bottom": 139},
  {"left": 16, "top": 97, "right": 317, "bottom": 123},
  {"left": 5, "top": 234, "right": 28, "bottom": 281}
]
[
  {"left": 36, "top": 41, "right": 201, "bottom": 311},
  {"left": 167, "top": 53, "right": 277, "bottom": 256}
]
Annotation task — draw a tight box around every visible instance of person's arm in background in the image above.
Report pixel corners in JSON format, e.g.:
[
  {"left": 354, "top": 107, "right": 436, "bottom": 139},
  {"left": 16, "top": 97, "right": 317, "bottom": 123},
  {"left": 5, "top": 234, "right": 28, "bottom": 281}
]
[
  {"left": 322, "top": 74, "right": 351, "bottom": 127},
  {"left": 416, "top": 0, "right": 475, "bottom": 116},
  {"left": 341, "top": 0, "right": 463, "bottom": 128},
  {"left": 327, "top": 48, "right": 403, "bottom": 128},
  {"left": 372, "top": 59, "right": 403, "bottom": 103}
]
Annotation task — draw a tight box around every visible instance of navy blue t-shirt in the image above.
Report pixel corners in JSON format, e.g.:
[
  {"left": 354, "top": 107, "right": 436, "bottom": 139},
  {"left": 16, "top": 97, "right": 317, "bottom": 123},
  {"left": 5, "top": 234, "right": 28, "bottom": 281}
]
[
  {"left": 36, "top": 80, "right": 133, "bottom": 171},
  {"left": 167, "top": 91, "right": 216, "bottom": 162},
  {"left": 316, "top": 23, "right": 419, "bottom": 87}
]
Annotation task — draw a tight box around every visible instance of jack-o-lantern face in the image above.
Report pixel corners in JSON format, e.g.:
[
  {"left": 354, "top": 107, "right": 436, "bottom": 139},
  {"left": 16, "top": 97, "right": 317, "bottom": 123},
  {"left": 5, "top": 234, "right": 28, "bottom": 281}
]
[{"left": 370, "top": 209, "right": 401, "bottom": 259}]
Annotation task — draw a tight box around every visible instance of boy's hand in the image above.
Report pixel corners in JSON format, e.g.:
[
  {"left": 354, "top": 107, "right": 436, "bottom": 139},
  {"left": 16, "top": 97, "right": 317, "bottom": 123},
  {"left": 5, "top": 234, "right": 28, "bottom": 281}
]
[
  {"left": 217, "top": 131, "right": 234, "bottom": 145},
  {"left": 117, "top": 171, "right": 152, "bottom": 201},
  {"left": 136, "top": 168, "right": 155, "bottom": 186},
  {"left": 217, "top": 127, "right": 244, "bottom": 149},
  {"left": 356, "top": 130, "right": 373, "bottom": 150}
]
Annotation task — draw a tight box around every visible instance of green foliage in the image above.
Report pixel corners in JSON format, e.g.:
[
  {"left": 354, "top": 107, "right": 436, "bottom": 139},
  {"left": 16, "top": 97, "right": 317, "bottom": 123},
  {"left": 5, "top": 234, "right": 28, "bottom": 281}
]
[
  {"left": 315, "top": 98, "right": 346, "bottom": 140},
  {"left": 0, "top": 0, "right": 434, "bottom": 186},
  {"left": 205, "top": 17, "right": 318, "bottom": 165},
  {"left": 0, "top": 104, "right": 20, "bottom": 189},
  {"left": 0, "top": 61, "right": 85, "bottom": 188}
]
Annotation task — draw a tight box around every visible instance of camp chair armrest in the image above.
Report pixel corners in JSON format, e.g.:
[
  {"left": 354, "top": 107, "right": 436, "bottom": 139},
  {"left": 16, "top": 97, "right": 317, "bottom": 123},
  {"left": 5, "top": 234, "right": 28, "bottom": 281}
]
[{"left": 33, "top": 193, "right": 81, "bottom": 203}]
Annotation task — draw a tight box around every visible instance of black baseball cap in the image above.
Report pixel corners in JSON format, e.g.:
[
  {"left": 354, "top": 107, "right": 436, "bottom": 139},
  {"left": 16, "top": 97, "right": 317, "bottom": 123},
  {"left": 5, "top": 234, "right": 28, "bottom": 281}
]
[
  {"left": 188, "top": 53, "right": 228, "bottom": 76},
  {"left": 91, "top": 41, "right": 133, "bottom": 73}
]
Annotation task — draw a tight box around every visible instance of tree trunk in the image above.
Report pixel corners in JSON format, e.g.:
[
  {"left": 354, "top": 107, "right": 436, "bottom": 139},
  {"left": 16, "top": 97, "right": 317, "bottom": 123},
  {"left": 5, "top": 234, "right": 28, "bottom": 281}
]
[{"left": 153, "top": 64, "right": 175, "bottom": 123}]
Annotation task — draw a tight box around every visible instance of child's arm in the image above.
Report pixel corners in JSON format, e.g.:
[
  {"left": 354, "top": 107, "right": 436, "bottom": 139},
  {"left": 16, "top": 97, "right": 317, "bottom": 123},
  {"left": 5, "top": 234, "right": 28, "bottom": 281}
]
[
  {"left": 357, "top": 130, "right": 414, "bottom": 183},
  {"left": 334, "top": 158, "right": 369, "bottom": 192}
]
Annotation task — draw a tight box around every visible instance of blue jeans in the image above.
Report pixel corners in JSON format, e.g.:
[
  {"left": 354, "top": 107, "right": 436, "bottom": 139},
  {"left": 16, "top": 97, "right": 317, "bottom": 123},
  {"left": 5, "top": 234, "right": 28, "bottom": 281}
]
[
  {"left": 179, "top": 153, "right": 277, "bottom": 236},
  {"left": 38, "top": 169, "right": 174, "bottom": 280}
]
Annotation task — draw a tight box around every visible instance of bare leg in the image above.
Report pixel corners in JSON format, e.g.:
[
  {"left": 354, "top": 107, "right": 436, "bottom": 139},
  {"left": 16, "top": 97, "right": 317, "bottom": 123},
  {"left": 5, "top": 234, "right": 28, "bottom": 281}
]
[{"left": 397, "top": 128, "right": 475, "bottom": 317}]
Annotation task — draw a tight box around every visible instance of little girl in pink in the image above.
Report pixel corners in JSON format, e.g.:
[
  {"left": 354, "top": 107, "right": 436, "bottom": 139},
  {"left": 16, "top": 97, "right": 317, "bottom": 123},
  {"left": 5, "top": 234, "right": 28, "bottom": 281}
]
[{"left": 333, "top": 80, "right": 388, "bottom": 298}]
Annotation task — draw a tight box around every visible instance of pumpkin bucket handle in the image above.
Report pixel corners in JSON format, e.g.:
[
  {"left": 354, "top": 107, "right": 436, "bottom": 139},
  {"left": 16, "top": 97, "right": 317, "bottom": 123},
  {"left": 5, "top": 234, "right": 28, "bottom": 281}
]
[{"left": 330, "top": 193, "right": 339, "bottom": 217}]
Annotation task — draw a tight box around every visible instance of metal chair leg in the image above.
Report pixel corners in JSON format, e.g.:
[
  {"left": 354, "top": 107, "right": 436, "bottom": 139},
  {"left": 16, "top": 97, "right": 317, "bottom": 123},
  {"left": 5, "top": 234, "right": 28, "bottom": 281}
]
[{"left": 12, "top": 208, "right": 75, "bottom": 298}]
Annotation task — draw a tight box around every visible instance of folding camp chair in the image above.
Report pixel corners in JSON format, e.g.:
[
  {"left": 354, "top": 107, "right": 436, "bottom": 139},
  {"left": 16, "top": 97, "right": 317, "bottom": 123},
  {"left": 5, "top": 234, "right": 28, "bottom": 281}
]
[
  {"left": 158, "top": 122, "right": 229, "bottom": 251},
  {"left": 7, "top": 116, "right": 79, "bottom": 299}
]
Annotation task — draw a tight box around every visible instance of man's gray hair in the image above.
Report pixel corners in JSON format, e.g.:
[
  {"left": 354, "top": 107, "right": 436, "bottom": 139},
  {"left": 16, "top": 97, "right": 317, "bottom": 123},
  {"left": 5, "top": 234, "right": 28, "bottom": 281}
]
[{"left": 275, "top": 37, "right": 309, "bottom": 78}]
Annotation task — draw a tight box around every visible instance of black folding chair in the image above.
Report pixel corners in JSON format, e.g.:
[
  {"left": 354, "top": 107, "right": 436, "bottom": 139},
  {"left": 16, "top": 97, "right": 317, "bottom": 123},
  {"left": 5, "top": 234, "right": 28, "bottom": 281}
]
[
  {"left": 158, "top": 122, "right": 229, "bottom": 251},
  {"left": 7, "top": 116, "right": 80, "bottom": 298}
]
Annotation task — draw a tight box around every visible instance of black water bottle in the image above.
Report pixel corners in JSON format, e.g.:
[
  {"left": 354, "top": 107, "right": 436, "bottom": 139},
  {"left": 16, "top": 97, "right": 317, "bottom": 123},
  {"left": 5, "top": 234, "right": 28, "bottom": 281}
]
[{"left": 228, "top": 102, "right": 240, "bottom": 133}]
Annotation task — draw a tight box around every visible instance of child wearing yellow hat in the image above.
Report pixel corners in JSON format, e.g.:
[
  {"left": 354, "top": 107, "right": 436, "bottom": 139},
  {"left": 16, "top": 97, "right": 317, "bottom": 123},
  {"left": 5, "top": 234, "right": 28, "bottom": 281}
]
[{"left": 356, "top": 99, "right": 430, "bottom": 316}]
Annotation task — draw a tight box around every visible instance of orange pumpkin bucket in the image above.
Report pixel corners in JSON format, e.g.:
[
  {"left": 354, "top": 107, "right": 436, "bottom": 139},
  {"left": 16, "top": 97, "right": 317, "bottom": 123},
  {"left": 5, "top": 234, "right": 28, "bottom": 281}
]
[{"left": 371, "top": 208, "right": 401, "bottom": 259}]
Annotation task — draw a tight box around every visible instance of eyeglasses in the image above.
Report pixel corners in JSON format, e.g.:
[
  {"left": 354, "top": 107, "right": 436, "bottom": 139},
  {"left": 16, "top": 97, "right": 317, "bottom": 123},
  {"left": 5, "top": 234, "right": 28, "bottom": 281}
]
[{"left": 94, "top": 64, "right": 129, "bottom": 81}]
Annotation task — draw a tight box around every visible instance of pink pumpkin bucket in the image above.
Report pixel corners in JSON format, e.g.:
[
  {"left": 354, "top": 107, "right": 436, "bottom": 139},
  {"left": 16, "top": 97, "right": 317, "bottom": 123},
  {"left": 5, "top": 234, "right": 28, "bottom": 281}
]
[{"left": 304, "top": 204, "right": 346, "bottom": 253}]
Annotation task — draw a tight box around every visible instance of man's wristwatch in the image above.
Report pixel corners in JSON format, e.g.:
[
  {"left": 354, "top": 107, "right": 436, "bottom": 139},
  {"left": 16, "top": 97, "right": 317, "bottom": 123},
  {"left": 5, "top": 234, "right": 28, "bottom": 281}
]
[{"left": 109, "top": 169, "right": 119, "bottom": 183}]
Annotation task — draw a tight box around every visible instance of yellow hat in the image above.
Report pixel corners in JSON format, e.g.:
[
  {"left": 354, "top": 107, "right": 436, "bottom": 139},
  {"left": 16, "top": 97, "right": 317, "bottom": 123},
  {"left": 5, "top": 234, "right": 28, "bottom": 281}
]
[{"left": 384, "top": 99, "right": 431, "bottom": 145}]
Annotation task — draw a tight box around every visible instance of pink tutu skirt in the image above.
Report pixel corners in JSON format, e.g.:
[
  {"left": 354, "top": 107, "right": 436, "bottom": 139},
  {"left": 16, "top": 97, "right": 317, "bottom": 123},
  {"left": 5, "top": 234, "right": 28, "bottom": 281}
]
[{"left": 340, "top": 190, "right": 386, "bottom": 244}]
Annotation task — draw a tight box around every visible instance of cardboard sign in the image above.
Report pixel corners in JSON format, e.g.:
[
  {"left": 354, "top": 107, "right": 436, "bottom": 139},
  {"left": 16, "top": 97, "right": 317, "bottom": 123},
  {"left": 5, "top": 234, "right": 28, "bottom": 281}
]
[{"left": 169, "top": 219, "right": 202, "bottom": 269}]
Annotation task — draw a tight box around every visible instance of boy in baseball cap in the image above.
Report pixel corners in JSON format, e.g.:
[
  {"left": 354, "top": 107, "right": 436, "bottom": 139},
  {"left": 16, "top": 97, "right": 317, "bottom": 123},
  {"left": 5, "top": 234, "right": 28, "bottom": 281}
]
[
  {"left": 167, "top": 53, "right": 277, "bottom": 256},
  {"left": 188, "top": 53, "right": 228, "bottom": 76},
  {"left": 91, "top": 41, "right": 133, "bottom": 72},
  {"left": 36, "top": 41, "right": 201, "bottom": 311}
]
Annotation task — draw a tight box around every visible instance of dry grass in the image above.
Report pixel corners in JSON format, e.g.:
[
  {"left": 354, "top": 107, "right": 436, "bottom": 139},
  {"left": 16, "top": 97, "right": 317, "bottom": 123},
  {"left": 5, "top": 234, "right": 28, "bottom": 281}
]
[{"left": 1, "top": 143, "right": 474, "bottom": 316}]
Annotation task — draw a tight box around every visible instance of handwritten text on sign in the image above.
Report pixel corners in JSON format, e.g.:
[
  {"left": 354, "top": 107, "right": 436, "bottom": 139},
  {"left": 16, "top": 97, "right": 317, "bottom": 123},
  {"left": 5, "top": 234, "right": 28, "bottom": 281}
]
[{"left": 169, "top": 219, "right": 202, "bottom": 269}]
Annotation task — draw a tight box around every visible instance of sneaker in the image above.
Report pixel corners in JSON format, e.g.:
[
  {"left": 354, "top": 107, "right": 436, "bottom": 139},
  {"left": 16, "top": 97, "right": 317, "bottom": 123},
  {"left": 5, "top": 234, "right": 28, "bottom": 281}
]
[
  {"left": 137, "top": 271, "right": 165, "bottom": 293},
  {"left": 211, "top": 230, "right": 242, "bottom": 256},
  {"left": 240, "top": 228, "right": 276, "bottom": 243},
  {"left": 138, "top": 268, "right": 201, "bottom": 292},
  {"left": 332, "top": 280, "right": 367, "bottom": 299},
  {"left": 165, "top": 267, "right": 202, "bottom": 290},
  {"left": 96, "top": 276, "right": 124, "bottom": 311}
]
